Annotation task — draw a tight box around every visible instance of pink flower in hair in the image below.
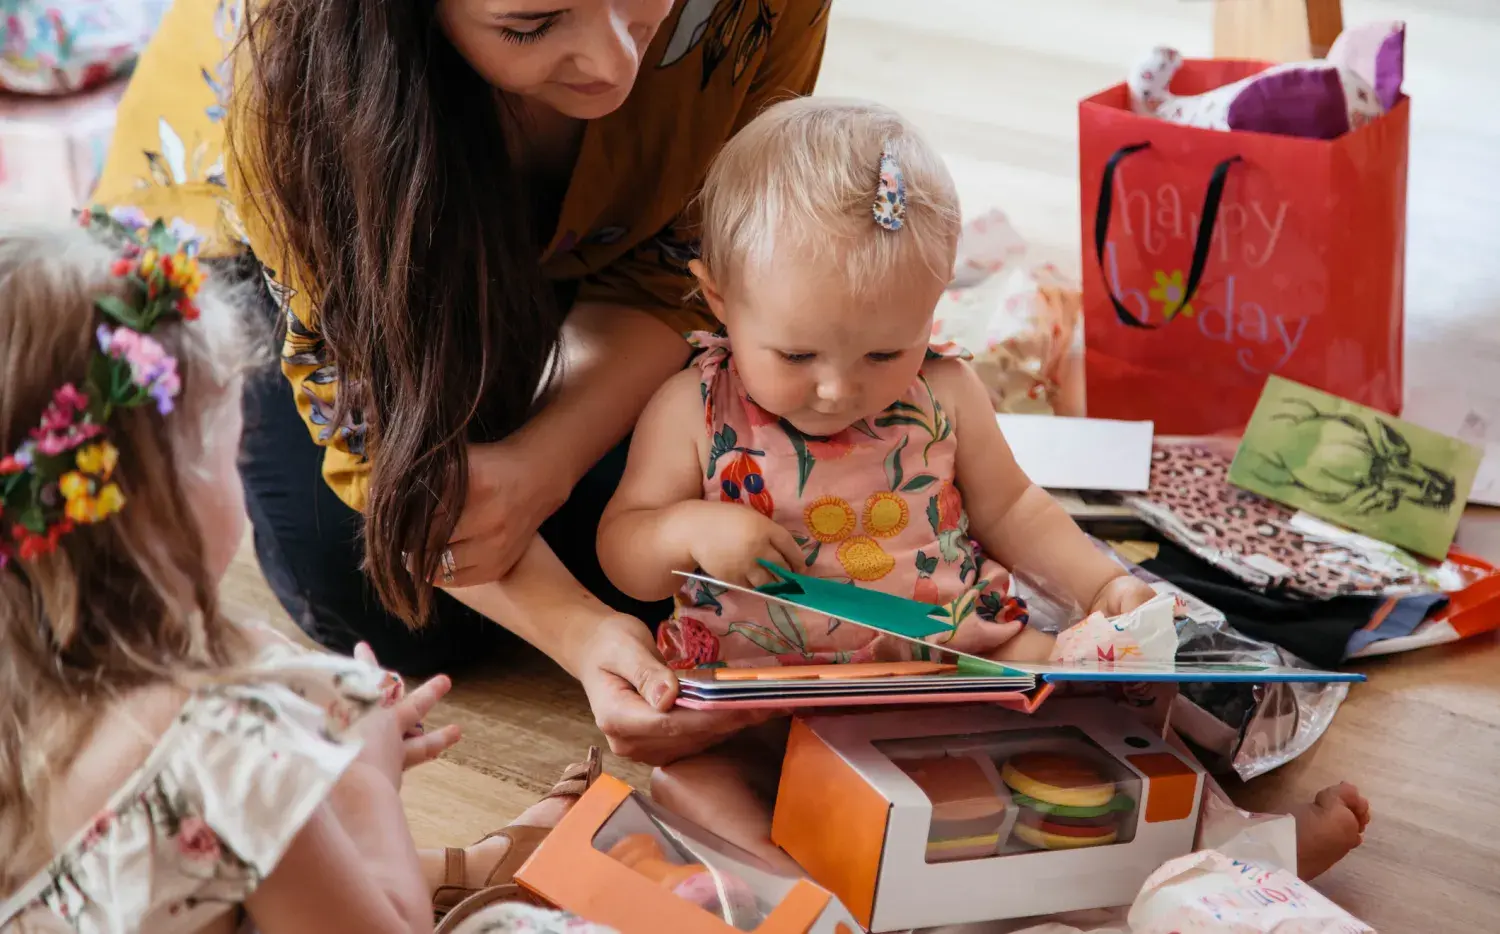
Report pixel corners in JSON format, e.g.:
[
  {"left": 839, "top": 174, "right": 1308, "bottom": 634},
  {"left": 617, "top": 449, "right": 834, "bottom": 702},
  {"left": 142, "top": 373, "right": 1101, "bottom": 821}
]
[
  {"left": 30, "top": 385, "right": 102, "bottom": 456},
  {"left": 98, "top": 326, "right": 183, "bottom": 414}
]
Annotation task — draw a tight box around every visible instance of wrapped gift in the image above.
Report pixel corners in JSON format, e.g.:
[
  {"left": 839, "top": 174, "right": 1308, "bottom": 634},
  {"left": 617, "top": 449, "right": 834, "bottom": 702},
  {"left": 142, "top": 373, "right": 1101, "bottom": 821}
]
[
  {"left": 0, "top": 78, "right": 124, "bottom": 221},
  {"left": 934, "top": 209, "right": 1085, "bottom": 416}
]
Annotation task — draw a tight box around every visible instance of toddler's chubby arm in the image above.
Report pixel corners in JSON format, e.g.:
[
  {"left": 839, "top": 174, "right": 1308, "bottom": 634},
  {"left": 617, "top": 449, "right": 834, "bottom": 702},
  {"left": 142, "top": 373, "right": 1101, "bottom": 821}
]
[
  {"left": 598, "top": 369, "right": 804, "bottom": 602},
  {"left": 925, "top": 359, "right": 1154, "bottom": 619}
]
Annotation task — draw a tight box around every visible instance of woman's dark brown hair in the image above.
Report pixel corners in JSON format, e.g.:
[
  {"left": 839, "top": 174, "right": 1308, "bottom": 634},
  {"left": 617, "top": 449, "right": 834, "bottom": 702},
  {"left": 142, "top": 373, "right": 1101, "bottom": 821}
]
[
  {"left": 0, "top": 225, "right": 253, "bottom": 892},
  {"left": 233, "top": 0, "right": 566, "bottom": 625}
]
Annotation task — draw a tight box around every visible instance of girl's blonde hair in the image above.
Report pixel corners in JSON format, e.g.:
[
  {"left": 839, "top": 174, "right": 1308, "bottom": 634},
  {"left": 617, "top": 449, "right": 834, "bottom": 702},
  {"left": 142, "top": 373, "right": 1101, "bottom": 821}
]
[
  {"left": 0, "top": 222, "right": 255, "bottom": 891},
  {"left": 696, "top": 96, "right": 962, "bottom": 297}
]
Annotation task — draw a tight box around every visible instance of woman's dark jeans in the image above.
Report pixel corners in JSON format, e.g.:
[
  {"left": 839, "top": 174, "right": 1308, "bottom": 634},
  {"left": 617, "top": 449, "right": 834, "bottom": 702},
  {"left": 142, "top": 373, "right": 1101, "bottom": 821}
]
[{"left": 235, "top": 265, "right": 669, "bottom": 677}]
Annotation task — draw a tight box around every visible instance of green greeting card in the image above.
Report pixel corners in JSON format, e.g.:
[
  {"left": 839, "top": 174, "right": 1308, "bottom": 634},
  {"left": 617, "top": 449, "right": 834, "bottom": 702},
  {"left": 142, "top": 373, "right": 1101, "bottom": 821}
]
[{"left": 1228, "top": 376, "right": 1482, "bottom": 559}]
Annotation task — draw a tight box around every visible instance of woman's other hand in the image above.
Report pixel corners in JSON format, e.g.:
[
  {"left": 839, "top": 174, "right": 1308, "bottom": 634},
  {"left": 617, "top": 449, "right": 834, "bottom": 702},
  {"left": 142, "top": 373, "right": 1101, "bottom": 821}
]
[
  {"left": 439, "top": 438, "right": 572, "bottom": 588},
  {"left": 575, "top": 614, "right": 780, "bottom": 766}
]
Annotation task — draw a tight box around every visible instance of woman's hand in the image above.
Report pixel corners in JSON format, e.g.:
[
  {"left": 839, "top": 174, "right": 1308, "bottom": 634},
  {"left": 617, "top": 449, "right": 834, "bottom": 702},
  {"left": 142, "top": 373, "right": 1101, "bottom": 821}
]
[
  {"left": 440, "top": 438, "right": 573, "bottom": 588},
  {"left": 684, "top": 502, "right": 806, "bottom": 588},
  {"left": 351, "top": 643, "right": 463, "bottom": 788},
  {"left": 1087, "top": 574, "right": 1160, "bottom": 618},
  {"left": 575, "top": 614, "right": 781, "bottom": 766}
]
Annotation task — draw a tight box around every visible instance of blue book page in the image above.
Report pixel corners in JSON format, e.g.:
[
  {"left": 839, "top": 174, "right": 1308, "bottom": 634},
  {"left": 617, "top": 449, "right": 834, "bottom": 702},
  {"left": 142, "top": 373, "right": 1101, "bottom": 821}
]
[{"left": 1011, "top": 659, "right": 1367, "bottom": 684}]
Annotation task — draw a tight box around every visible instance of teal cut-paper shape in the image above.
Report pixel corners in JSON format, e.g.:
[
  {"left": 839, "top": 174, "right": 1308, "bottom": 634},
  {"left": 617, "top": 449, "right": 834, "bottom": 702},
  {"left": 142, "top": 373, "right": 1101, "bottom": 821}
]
[{"left": 752, "top": 559, "right": 956, "bottom": 641}]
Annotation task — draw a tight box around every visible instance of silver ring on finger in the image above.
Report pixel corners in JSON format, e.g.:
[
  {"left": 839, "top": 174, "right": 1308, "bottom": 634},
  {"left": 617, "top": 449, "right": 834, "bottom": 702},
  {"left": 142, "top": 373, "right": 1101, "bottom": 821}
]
[{"left": 440, "top": 548, "right": 457, "bottom": 585}]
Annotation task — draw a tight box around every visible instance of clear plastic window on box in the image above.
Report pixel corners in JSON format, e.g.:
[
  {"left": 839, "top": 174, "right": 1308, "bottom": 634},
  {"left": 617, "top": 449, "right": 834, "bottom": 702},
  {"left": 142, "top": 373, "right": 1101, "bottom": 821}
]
[
  {"left": 878, "top": 727, "right": 1143, "bottom": 863},
  {"left": 592, "top": 789, "right": 803, "bottom": 932}
]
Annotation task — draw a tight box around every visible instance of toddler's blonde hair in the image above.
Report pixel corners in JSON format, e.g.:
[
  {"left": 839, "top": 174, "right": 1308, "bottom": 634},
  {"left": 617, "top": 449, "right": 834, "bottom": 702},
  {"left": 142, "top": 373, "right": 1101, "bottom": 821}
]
[
  {"left": 696, "top": 96, "right": 962, "bottom": 299},
  {"left": 0, "top": 222, "right": 258, "bottom": 892}
]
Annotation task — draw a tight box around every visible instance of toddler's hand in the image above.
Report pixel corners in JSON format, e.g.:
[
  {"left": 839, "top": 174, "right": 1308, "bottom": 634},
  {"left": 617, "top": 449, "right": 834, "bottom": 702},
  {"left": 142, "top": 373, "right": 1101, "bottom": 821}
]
[
  {"left": 686, "top": 502, "right": 806, "bottom": 588},
  {"left": 1088, "top": 574, "right": 1160, "bottom": 617},
  {"left": 352, "top": 643, "right": 463, "bottom": 787}
]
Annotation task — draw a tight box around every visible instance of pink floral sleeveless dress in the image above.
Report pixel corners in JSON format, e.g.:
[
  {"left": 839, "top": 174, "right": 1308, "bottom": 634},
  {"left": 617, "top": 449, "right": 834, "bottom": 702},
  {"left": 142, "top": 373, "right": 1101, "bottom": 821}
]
[{"left": 657, "top": 332, "right": 1031, "bottom": 669}]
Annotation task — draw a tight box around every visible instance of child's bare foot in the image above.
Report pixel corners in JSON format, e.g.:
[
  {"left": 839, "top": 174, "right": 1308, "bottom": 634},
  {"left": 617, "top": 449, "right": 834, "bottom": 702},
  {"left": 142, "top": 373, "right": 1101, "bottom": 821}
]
[{"left": 1293, "top": 782, "right": 1371, "bottom": 879}]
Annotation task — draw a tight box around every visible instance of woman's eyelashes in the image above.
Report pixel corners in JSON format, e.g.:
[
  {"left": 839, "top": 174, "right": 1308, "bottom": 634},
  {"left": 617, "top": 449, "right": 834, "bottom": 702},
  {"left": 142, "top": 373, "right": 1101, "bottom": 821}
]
[
  {"left": 497, "top": 14, "right": 559, "bottom": 44},
  {"left": 778, "top": 351, "right": 816, "bottom": 363},
  {"left": 865, "top": 350, "right": 904, "bottom": 363}
]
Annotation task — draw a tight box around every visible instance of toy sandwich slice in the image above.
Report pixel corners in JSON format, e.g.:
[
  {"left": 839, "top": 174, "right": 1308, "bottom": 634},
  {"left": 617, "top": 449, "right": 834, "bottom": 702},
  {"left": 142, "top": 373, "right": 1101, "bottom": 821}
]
[{"left": 671, "top": 562, "right": 1364, "bottom": 710}]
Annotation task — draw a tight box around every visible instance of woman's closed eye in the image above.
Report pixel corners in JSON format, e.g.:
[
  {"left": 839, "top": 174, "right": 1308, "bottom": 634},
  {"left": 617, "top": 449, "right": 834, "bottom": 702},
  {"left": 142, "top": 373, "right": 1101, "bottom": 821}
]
[
  {"left": 778, "top": 351, "right": 816, "bottom": 363},
  {"left": 496, "top": 11, "right": 561, "bottom": 44},
  {"left": 866, "top": 350, "right": 904, "bottom": 363}
]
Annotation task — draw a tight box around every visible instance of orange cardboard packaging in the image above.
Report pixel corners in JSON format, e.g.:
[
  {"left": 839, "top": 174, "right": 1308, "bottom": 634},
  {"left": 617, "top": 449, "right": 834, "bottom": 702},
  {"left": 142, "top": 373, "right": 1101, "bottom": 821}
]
[
  {"left": 772, "top": 698, "right": 1205, "bottom": 931},
  {"left": 516, "top": 774, "right": 864, "bottom": 934}
]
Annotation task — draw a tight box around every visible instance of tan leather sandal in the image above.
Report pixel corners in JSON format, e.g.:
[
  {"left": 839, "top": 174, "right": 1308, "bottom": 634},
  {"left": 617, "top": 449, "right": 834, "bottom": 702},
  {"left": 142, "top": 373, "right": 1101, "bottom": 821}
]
[
  {"left": 431, "top": 746, "right": 602, "bottom": 923},
  {"left": 434, "top": 883, "right": 532, "bottom": 934}
]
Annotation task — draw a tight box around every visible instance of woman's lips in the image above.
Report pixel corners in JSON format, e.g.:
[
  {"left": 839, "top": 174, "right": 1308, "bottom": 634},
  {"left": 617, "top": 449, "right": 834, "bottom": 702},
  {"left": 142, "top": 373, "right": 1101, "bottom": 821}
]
[{"left": 562, "top": 80, "right": 616, "bottom": 96}]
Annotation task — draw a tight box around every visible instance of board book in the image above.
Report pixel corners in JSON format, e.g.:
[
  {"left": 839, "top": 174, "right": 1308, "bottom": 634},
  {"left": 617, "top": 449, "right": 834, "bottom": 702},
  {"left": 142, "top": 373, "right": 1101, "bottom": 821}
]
[{"left": 671, "top": 562, "right": 1363, "bottom": 711}]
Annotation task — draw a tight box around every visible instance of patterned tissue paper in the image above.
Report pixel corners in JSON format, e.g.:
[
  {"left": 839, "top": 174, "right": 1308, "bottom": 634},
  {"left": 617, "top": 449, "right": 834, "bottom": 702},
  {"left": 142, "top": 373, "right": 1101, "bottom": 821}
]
[{"left": 933, "top": 208, "right": 1085, "bottom": 417}]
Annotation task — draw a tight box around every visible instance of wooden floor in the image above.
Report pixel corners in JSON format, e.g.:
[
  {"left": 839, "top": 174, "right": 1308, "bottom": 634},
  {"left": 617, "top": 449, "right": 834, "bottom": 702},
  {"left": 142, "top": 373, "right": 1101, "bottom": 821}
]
[{"left": 219, "top": 1, "right": 1500, "bottom": 930}]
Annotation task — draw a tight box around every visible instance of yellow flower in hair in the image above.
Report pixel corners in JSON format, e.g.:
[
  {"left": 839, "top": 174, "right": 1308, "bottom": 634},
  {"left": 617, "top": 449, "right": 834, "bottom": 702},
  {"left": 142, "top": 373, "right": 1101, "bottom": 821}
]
[
  {"left": 74, "top": 441, "right": 119, "bottom": 479},
  {"left": 58, "top": 471, "right": 91, "bottom": 502},
  {"left": 95, "top": 483, "right": 126, "bottom": 519},
  {"left": 139, "top": 249, "right": 159, "bottom": 278},
  {"left": 163, "top": 251, "right": 204, "bottom": 298}
]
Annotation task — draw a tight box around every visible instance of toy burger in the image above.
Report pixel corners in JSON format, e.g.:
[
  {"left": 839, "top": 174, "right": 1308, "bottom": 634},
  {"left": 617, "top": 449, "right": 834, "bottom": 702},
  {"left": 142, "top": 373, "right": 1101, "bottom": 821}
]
[
  {"left": 1000, "top": 751, "right": 1136, "bottom": 850},
  {"left": 896, "top": 753, "right": 1014, "bottom": 861}
]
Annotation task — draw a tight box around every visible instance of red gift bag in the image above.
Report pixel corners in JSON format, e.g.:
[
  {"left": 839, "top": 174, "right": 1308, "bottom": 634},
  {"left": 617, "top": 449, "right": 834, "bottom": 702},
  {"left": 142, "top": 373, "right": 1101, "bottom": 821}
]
[{"left": 1079, "top": 60, "right": 1409, "bottom": 435}]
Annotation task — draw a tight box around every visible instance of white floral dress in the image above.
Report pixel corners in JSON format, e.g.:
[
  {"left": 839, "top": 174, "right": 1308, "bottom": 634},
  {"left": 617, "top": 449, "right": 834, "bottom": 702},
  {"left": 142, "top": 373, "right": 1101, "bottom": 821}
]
[{"left": 0, "top": 637, "right": 398, "bottom": 933}]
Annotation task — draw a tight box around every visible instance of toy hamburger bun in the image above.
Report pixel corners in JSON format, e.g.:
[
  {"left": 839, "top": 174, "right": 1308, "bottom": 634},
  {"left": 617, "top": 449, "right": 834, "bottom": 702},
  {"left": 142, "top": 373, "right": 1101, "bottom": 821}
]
[
  {"left": 1012, "top": 808, "right": 1118, "bottom": 849},
  {"left": 1002, "top": 751, "right": 1128, "bottom": 851},
  {"left": 1001, "top": 752, "right": 1115, "bottom": 808}
]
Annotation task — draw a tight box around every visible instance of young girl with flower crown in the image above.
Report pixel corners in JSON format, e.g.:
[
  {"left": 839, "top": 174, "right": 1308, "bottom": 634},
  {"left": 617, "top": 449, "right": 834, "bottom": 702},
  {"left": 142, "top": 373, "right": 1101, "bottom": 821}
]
[
  {"left": 595, "top": 97, "right": 1372, "bottom": 885},
  {"left": 0, "top": 213, "right": 614, "bottom": 934}
]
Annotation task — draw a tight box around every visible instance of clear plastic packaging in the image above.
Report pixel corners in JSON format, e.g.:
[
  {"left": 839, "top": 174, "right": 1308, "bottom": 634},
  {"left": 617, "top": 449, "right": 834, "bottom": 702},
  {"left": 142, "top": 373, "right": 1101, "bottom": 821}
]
[
  {"left": 880, "top": 727, "right": 1143, "bottom": 863},
  {"left": 592, "top": 787, "right": 799, "bottom": 932}
]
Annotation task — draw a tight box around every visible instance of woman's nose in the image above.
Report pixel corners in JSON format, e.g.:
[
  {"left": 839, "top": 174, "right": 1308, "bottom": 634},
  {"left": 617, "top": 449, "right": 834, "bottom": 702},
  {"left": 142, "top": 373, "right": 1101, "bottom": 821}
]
[{"left": 577, "top": 6, "right": 641, "bottom": 86}]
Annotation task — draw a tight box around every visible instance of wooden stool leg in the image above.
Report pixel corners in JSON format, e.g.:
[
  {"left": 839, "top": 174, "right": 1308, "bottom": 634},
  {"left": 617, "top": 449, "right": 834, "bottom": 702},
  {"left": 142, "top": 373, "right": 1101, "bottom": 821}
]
[{"left": 1213, "top": 0, "right": 1344, "bottom": 61}]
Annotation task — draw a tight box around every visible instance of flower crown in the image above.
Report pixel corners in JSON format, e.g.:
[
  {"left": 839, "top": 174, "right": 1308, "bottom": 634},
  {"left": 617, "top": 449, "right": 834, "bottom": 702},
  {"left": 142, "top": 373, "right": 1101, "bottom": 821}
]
[{"left": 0, "top": 207, "right": 205, "bottom": 568}]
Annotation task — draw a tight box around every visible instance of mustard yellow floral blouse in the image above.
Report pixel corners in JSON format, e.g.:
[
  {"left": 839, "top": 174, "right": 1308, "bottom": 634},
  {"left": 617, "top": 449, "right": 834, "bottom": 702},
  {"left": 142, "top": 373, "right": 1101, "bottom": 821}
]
[{"left": 92, "top": 0, "right": 832, "bottom": 512}]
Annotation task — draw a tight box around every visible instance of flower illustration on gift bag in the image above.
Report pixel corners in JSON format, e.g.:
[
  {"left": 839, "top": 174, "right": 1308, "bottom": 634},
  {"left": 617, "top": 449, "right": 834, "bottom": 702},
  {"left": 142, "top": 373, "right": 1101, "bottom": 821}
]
[{"left": 1147, "top": 269, "right": 1196, "bottom": 321}]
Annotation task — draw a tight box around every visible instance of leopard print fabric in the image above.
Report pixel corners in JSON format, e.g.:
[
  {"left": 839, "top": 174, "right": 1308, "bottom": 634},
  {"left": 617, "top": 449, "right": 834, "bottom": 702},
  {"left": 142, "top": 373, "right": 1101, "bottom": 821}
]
[{"left": 1123, "top": 442, "right": 1420, "bottom": 599}]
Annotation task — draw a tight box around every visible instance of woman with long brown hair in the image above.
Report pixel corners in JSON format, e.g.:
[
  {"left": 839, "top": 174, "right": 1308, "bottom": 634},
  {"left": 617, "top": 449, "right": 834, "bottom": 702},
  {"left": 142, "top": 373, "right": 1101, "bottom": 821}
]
[{"left": 90, "top": 0, "right": 831, "bottom": 767}]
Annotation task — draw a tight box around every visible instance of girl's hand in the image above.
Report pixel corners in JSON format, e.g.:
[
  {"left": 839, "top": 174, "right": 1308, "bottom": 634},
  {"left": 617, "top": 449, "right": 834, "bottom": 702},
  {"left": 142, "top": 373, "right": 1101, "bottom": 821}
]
[
  {"left": 439, "top": 439, "right": 572, "bottom": 588},
  {"left": 352, "top": 643, "right": 463, "bottom": 786},
  {"left": 684, "top": 503, "right": 806, "bottom": 588},
  {"left": 575, "top": 614, "right": 781, "bottom": 766},
  {"left": 1088, "top": 574, "right": 1160, "bottom": 618}
]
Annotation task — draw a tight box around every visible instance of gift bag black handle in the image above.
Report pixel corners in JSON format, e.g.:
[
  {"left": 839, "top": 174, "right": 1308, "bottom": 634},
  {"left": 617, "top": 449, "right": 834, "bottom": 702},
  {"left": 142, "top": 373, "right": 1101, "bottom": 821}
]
[{"left": 1093, "top": 142, "right": 1243, "bottom": 330}]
